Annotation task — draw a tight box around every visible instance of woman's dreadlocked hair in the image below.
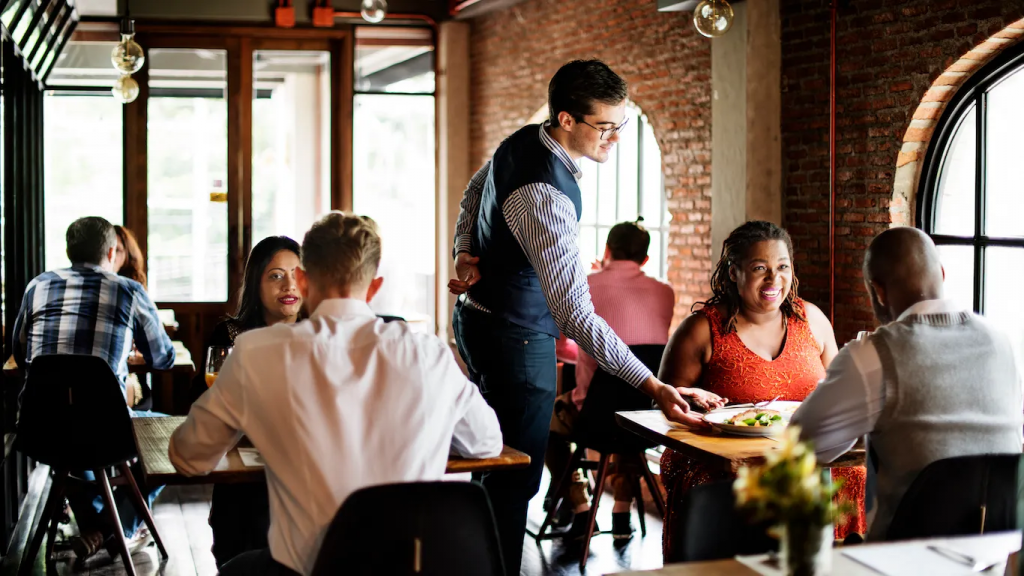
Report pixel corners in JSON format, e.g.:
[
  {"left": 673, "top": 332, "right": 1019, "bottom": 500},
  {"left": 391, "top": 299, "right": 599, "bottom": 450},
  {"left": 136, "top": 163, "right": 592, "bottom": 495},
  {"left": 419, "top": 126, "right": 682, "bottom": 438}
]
[{"left": 693, "top": 221, "right": 805, "bottom": 334}]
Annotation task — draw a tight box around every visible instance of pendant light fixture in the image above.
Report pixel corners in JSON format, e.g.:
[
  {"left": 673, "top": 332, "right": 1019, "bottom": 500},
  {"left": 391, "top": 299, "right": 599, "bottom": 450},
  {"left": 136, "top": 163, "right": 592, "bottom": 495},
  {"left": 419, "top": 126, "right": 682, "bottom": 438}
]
[
  {"left": 360, "top": 0, "right": 388, "bottom": 23},
  {"left": 111, "top": 2, "right": 145, "bottom": 103},
  {"left": 693, "top": 0, "right": 734, "bottom": 38}
]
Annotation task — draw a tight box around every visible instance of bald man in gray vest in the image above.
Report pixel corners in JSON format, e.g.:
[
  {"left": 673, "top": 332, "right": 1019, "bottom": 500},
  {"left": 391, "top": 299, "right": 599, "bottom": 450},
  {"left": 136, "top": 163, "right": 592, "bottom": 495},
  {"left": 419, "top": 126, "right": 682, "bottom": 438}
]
[{"left": 792, "top": 227, "right": 1023, "bottom": 540}]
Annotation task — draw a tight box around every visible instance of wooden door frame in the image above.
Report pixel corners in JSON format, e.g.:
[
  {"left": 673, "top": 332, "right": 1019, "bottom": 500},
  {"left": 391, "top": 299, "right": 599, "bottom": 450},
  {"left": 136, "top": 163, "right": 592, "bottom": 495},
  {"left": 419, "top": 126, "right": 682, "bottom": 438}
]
[{"left": 123, "top": 25, "right": 355, "bottom": 314}]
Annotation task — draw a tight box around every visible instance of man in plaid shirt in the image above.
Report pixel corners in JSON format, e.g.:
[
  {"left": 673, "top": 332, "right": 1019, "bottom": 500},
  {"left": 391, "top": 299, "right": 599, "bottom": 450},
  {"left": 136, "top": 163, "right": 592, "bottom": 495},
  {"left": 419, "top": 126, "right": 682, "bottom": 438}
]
[{"left": 13, "top": 216, "right": 174, "bottom": 561}]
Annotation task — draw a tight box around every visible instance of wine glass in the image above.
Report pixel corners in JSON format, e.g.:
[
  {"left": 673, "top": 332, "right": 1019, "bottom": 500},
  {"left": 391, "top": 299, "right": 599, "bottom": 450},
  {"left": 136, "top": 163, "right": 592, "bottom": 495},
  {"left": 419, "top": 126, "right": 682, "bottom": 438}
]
[{"left": 205, "top": 346, "right": 232, "bottom": 388}]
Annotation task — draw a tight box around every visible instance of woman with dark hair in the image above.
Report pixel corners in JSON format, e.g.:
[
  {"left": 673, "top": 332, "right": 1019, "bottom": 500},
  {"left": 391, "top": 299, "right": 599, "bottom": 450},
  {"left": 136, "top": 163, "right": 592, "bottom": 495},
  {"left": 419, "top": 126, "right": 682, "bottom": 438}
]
[
  {"left": 198, "top": 235, "right": 303, "bottom": 568},
  {"left": 113, "top": 226, "right": 153, "bottom": 409},
  {"left": 114, "top": 226, "right": 147, "bottom": 288},
  {"left": 657, "top": 221, "right": 866, "bottom": 561}
]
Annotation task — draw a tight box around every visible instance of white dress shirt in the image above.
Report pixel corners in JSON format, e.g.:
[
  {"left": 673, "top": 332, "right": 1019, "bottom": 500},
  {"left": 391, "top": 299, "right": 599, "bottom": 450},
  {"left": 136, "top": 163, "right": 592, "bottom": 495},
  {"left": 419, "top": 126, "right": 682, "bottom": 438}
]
[
  {"left": 169, "top": 299, "right": 503, "bottom": 575},
  {"left": 792, "top": 299, "right": 1023, "bottom": 463}
]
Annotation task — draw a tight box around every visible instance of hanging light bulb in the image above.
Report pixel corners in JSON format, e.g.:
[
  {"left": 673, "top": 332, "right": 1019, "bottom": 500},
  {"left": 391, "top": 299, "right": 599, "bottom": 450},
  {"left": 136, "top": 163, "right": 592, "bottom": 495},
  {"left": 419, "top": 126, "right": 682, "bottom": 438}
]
[
  {"left": 360, "top": 0, "right": 387, "bottom": 23},
  {"left": 112, "top": 74, "right": 140, "bottom": 104},
  {"left": 111, "top": 18, "right": 145, "bottom": 74},
  {"left": 693, "top": 0, "right": 734, "bottom": 38}
]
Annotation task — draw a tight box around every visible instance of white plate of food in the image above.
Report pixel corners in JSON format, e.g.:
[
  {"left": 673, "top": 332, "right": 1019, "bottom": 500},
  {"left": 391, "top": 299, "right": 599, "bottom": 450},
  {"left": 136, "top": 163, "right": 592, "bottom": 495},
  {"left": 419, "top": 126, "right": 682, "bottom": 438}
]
[{"left": 702, "top": 401, "right": 801, "bottom": 437}]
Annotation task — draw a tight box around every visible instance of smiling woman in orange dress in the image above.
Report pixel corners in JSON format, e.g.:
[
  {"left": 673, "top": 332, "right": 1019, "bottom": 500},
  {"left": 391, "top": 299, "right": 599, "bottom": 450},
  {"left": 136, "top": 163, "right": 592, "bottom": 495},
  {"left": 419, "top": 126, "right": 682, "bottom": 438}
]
[{"left": 658, "top": 221, "right": 866, "bottom": 562}]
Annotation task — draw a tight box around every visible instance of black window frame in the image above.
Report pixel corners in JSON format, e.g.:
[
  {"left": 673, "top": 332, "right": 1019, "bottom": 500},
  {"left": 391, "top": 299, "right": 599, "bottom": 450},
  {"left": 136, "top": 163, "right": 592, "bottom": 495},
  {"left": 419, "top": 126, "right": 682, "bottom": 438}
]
[{"left": 917, "top": 42, "right": 1024, "bottom": 314}]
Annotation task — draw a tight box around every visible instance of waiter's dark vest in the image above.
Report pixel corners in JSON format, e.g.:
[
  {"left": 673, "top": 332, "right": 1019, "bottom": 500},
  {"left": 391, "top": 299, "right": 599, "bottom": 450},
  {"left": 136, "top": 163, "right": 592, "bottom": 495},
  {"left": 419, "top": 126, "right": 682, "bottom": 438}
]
[{"left": 468, "top": 124, "right": 582, "bottom": 337}]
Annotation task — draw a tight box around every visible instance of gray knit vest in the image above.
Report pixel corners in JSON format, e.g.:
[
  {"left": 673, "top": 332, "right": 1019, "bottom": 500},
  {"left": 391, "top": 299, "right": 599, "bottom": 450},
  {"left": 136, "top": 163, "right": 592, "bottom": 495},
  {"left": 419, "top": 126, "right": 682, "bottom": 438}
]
[{"left": 866, "top": 311, "right": 1022, "bottom": 541}]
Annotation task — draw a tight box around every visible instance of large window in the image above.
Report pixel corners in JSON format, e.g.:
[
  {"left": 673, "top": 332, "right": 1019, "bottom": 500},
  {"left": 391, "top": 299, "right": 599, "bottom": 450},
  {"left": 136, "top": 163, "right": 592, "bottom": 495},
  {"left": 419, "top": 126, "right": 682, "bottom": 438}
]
[
  {"left": 44, "top": 39, "right": 126, "bottom": 272},
  {"left": 43, "top": 94, "right": 124, "bottom": 271},
  {"left": 352, "top": 27, "right": 436, "bottom": 327},
  {"left": 252, "top": 49, "right": 332, "bottom": 243},
  {"left": 575, "top": 103, "right": 669, "bottom": 280},
  {"left": 147, "top": 48, "right": 229, "bottom": 302},
  {"left": 920, "top": 45, "right": 1024, "bottom": 367}
]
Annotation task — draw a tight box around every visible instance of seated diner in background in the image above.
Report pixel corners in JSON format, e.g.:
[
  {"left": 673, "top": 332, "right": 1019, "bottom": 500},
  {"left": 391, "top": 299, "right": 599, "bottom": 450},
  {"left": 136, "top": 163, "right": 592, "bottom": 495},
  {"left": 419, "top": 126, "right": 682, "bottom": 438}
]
[
  {"left": 114, "top": 225, "right": 153, "bottom": 409},
  {"left": 169, "top": 212, "right": 503, "bottom": 576},
  {"left": 792, "top": 227, "right": 1024, "bottom": 541},
  {"left": 12, "top": 216, "right": 175, "bottom": 562},
  {"left": 190, "top": 235, "right": 303, "bottom": 568},
  {"left": 657, "top": 220, "right": 866, "bottom": 562},
  {"left": 546, "top": 218, "right": 676, "bottom": 541}
]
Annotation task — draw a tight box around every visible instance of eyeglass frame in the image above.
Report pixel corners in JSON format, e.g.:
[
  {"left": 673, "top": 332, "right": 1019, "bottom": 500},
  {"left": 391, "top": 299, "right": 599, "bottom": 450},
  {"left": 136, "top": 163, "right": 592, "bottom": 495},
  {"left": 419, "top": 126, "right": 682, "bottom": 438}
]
[{"left": 577, "top": 116, "right": 630, "bottom": 141}]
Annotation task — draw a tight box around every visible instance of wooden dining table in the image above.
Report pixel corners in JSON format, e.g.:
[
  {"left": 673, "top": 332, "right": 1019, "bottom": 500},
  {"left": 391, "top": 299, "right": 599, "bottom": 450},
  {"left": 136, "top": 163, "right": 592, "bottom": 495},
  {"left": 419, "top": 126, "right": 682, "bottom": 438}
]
[
  {"left": 132, "top": 416, "right": 531, "bottom": 485},
  {"left": 615, "top": 410, "right": 865, "bottom": 472}
]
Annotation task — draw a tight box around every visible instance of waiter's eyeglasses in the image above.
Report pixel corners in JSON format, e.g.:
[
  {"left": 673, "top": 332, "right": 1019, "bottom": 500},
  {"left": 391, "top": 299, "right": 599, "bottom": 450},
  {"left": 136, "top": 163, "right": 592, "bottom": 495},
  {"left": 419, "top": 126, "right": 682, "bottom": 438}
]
[{"left": 578, "top": 117, "right": 630, "bottom": 141}]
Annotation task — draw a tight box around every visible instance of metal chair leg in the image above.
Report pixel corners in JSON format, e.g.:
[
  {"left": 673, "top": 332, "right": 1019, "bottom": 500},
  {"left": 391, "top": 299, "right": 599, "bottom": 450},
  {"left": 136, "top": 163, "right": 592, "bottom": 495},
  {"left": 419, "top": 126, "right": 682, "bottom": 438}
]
[
  {"left": 579, "top": 453, "right": 610, "bottom": 571},
  {"left": 44, "top": 473, "right": 68, "bottom": 568},
  {"left": 20, "top": 469, "right": 68, "bottom": 576},
  {"left": 632, "top": 471, "right": 647, "bottom": 537},
  {"left": 534, "top": 445, "right": 585, "bottom": 542},
  {"left": 97, "top": 469, "right": 137, "bottom": 576},
  {"left": 118, "top": 462, "right": 167, "bottom": 558},
  {"left": 640, "top": 453, "right": 666, "bottom": 519}
]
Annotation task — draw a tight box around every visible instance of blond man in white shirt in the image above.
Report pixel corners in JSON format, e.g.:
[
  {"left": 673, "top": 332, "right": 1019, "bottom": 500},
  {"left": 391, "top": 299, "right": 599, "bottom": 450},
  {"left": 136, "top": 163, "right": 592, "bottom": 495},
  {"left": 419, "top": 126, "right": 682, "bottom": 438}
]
[{"left": 169, "top": 213, "right": 503, "bottom": 576}]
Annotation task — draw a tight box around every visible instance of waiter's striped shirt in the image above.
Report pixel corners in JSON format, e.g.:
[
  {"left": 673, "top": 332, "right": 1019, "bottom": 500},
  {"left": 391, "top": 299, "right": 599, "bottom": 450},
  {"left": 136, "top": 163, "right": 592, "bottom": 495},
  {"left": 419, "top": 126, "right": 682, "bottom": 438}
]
[{"left": 454, "top": 123, "right": 653, "bottom": 387}]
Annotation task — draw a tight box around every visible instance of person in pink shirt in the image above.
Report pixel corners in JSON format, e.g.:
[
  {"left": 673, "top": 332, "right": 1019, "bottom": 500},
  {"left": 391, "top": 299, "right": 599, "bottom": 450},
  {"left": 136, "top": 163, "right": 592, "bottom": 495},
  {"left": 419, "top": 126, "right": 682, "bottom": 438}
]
[{"left": 547, "top": 218, "right": 675, "bottom": 541}]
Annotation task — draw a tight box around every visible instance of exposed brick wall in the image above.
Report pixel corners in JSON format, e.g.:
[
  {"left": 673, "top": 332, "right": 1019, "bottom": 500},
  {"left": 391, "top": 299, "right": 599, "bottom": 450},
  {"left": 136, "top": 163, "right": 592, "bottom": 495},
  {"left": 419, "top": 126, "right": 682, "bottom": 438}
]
[
  {"left": 468, "top": 0, "right": 712, "bottom": 321},
  {"left": 781, "top": 0, "right": 1024, "bottom": 343}
]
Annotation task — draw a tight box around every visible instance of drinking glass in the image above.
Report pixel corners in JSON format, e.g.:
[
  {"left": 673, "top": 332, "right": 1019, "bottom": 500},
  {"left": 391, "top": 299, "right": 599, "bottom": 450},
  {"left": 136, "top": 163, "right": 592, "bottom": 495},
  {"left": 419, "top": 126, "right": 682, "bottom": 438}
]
[{"left": 206, "top": 346, "right": 232, "bottom": 388}]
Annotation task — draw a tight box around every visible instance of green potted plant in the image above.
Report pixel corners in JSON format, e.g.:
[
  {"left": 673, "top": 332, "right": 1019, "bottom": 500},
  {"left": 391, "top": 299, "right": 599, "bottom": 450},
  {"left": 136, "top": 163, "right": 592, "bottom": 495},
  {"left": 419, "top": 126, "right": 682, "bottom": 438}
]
[{"left": 733, "top": 426, "right": 854, "bottom": 576}]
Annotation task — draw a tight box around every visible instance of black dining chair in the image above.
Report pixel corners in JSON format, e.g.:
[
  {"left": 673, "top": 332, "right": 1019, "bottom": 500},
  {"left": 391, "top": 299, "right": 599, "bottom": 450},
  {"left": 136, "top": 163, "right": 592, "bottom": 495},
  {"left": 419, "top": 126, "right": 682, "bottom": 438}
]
[
  {"left": 885, "top": 453, "right": 1024, "bottom": 541},
  {"left": 15, "top": 354, "right": 167, "bottom": 576},
  {"left": 310, "top": 481, "right": 504, "bottom": 576},
  {"left": 670, "top": 480, "right": 778, "bottom": 562},
  {"left": 535, "top": 344, "right": 667, "bottom": 571}
]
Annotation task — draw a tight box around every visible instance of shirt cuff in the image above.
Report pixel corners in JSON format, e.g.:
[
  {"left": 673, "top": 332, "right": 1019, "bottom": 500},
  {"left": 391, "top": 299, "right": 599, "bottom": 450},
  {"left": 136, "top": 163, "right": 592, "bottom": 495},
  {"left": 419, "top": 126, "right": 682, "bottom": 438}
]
[
  {"left": 454, "top": 235, "right": 473, "bottom": 255},
  {"left": 618, "top": 355, "right": 653, "bottom": 388}
]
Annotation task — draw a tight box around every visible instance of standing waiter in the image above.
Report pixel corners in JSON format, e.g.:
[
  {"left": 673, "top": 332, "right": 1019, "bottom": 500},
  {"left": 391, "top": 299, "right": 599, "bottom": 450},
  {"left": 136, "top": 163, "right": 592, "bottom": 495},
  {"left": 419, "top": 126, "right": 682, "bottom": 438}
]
[{"left": 449, "top": 60, "right": 723, "bottom": 573}]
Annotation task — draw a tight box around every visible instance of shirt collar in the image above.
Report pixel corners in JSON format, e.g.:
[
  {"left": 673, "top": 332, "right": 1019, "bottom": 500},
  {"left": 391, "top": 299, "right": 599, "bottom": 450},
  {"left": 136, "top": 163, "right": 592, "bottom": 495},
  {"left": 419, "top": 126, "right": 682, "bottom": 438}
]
[
  {"left": 897, "top": 298, "right": 964, "bottom": 321},
  {"left": 540, "top": 122, "right": 583, "bottom": 181},
  {"left": 310, "top": 298, "right": 377, "bottom": 321},
  {"left": 71, "top": 263, "right": 105, "bottom": 272},
  {"left": 601, "top": 260, "right": 643, "bottom": 273}
]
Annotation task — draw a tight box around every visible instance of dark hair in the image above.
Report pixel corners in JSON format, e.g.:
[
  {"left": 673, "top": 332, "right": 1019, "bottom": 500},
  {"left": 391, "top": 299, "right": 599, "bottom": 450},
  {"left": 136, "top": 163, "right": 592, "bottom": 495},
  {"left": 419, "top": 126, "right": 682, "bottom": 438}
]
[
  {"left": 606, "top": 218, "right": 651, "bottom": 264},
  {"left": 66, "top": 216, "right": 116, "bottom": 265},
  {"left": 695, "top": 221, "right": 804, "bottom": 333},
  {"left": 230, "top": 235, "right": 301, "bottom": 330},
  {"left": 547, "top": 59, "right": 628, "bottom": 124},
  {"left": 114, "top": 226, "right": 147, "bottom": 288}
]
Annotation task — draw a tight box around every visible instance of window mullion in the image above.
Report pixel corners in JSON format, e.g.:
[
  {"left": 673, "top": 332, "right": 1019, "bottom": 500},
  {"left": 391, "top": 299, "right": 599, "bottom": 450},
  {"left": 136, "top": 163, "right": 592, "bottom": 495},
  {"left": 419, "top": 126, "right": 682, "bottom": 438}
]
[{"left": 974, "top": 92, "right": 986, "bottom": 314}]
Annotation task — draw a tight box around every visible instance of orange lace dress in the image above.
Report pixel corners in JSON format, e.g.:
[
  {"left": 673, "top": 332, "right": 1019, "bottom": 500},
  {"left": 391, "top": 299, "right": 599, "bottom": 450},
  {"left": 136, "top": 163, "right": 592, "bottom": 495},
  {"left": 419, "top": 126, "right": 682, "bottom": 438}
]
[{"left": 660, "top": 301, "right": 866, "bottom": 562}]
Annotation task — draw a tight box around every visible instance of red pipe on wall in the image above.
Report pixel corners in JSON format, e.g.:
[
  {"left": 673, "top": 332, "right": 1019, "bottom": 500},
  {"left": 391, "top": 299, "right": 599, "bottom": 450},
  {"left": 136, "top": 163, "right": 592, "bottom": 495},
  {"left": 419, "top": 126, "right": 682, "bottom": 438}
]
[{"left": 829, "top": 0, "right": 837, "bottom": 325}]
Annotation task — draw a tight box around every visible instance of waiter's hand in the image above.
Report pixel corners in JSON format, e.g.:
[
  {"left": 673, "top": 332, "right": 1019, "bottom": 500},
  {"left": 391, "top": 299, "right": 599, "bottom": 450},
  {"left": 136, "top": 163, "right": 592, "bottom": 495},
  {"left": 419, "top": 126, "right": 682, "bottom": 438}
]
[
  {"left": 641, "top": 376, "right": 724, "bottom": 429},
  {"left": 449, "top": 253, "right": 482, "bottom": 295}
]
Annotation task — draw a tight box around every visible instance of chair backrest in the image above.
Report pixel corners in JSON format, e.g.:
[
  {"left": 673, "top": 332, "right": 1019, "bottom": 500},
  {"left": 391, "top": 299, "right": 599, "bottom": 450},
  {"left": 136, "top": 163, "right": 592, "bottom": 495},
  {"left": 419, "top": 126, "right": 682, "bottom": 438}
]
[
  {"left": 575, "top": 344, "right": 664, "bottom": 454},
  {"left": 673, "top": 481, "right": 778, "bottom": 562},
  {"left": 310, "top": 481, "right": 504, "bottom": 576},
  {"left": 16, "top": 354, "right": 137, "bottom": 470},
  {"left": 377, "top": 315, "right": 405, "bottom": 323},
  {"left": 885, "top": 453, "right": 1023, "bottom": 541}
]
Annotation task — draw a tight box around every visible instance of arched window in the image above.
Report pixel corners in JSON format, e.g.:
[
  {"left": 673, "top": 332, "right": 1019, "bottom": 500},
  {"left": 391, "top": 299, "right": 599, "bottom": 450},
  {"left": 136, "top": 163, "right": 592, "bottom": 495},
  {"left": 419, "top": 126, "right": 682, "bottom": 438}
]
[
  {"left": 529, "top": 102, "right": 669, "bottom": 279},
  {"left": 919, "top": 43, "right": 1024, "bottom": 364},
  {"left": 578, "top": 103, "right": 668, "bottom": 280}
]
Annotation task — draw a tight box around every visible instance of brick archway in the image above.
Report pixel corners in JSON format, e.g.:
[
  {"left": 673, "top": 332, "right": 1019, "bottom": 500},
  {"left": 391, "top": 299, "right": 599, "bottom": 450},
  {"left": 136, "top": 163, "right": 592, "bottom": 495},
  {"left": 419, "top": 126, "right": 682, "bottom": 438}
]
[{"left": 893, "top": 18, "right": 1024, "bottom": 227}]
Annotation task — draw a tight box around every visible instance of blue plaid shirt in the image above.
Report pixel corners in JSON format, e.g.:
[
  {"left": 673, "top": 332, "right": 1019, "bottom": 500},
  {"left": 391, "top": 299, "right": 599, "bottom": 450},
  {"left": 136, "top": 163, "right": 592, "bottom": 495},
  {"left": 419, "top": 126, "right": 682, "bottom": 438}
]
[{"left": 13, "top": 264, "right": 175, "bottom": 393}]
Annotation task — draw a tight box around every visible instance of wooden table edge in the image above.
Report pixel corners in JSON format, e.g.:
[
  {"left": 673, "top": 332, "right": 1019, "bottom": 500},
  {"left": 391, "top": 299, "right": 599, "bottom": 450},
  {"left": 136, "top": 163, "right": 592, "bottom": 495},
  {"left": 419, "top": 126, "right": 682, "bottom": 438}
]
[{"left": 132, "top": 418, "right": 531, "bottom": 485}]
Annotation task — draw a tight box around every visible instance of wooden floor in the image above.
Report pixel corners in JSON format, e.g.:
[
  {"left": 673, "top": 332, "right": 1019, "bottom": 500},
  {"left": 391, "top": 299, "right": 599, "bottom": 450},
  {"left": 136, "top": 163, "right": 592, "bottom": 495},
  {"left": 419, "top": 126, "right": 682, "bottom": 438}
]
[{"left": 18, "top": 470, "right": 663, "bottom": 576}]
